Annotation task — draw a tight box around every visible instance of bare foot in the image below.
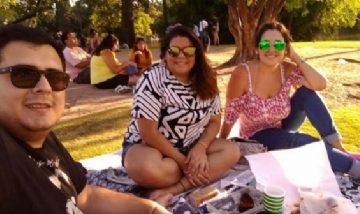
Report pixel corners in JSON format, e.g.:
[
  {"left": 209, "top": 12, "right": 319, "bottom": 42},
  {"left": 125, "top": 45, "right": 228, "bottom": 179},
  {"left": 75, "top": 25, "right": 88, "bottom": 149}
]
[
  {"left": 153, "top": 193, "right": 173, "bottom": 208},
  {"left": 149, "top": 186, "right": 178, "bottom": 201}
]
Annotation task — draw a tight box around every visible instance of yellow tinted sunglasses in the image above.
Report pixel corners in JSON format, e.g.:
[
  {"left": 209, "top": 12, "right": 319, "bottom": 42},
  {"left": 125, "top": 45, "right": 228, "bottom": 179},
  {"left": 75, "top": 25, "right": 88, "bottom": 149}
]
[{"left": 167, "top": 46, "right": 196, "bottom": 58}]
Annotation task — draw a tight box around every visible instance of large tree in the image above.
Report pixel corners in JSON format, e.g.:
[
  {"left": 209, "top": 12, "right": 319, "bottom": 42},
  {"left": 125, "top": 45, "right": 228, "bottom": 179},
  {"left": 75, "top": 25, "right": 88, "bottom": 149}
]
[
  {"left": 226, "top": 0, "right": 360, "bottom": 64},
  {"left": 122, "top": 0, "right": 136, "bottom": 45},
  {"left": 226, "top": 0, "right": 285, "bottom": 64}
]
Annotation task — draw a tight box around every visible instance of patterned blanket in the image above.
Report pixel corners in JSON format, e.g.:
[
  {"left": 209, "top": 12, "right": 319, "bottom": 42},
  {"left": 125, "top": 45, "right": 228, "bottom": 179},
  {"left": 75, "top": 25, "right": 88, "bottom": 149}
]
[{"left": 87, "top": 165, "right": 360, "bottom": 213}]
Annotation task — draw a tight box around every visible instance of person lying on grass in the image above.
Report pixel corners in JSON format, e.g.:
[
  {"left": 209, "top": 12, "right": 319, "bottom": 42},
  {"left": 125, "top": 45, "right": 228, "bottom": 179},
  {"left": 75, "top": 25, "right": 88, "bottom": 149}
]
[{"left": 121, "top": 26, "right": 241, "bottom": 200}]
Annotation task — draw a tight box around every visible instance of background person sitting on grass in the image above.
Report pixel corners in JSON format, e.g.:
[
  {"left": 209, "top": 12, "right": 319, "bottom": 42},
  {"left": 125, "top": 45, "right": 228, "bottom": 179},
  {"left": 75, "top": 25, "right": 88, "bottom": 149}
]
[
  {"left": 90, "top": 34, "right": 139, "bottom": 93},
  {"left": 129, "top": 37, "right": 153, "bottom": 73}
]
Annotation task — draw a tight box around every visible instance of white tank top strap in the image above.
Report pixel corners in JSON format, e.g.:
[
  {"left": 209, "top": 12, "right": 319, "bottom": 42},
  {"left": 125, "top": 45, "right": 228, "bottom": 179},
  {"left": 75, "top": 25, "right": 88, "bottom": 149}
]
[{"left": 242, "top": 63, "right": 253, "bottom": 92}]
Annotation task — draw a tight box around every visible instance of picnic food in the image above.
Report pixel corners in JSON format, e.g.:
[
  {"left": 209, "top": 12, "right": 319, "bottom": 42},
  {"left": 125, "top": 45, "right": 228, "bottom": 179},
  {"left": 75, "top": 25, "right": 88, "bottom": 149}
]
[
  {"left": 238, "top": 193, "right": 255, "bottom": 212},
  {"left": 188, "top": 186, "right": 219, "bottom": 206},
  {"left": 291, "top": 198, "right": 304, "bottom": 214},
  {"left": 294, "top": 198, "right": 304, "bottom": 207}
]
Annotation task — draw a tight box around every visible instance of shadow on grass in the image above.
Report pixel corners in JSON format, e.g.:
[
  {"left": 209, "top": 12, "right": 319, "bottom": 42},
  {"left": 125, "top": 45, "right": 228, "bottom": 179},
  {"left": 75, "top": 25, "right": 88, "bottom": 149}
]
[
  {"left": 54, "top": 106, "right": 131, "bottom": 143},
  {"left": 333, "top": 58, "right": 360, "bottom": 64},
  {"left": 348, "top": 94, "right": 360, "bottom": 100},
  {"left": 213, "top": 49, "right": 360, "bottom": 74},
  {"left": 65, "top": 134, "right": 122, "bottom": 151}
]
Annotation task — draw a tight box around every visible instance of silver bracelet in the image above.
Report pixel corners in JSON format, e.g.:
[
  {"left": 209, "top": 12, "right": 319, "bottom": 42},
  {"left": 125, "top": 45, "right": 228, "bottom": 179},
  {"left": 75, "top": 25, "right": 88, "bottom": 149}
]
[{"left": 299, "top": 58, "right": 307, "bottom": 65}]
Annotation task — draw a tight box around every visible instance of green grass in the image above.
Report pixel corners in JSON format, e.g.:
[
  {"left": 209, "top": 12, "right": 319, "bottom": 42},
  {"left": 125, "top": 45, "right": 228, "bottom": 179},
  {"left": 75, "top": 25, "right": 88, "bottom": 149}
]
[
  {"left": 299, "top": 105, "right": 360, "bottom": 152},
  {"left": 57, "top": 104, "right": 360, "bottom": 161},
  {"left": 292, "top": 41, "right": 360, "bottom": 48},
  {"left": 54, "top": 105, "right": 131, "bottom": 161}
]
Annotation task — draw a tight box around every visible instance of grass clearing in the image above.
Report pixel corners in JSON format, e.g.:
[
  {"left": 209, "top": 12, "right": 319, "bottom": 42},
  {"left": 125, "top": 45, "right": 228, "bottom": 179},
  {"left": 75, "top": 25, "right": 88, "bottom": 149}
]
[
  {"left": 58, "top": 104, "right": 360, "bottom": 161},
  {"left": 292, "top": 41, "right": 360, "bottom": 48},
  {"left": 54, "top": 105, "right": 131, "bottom": 160}
]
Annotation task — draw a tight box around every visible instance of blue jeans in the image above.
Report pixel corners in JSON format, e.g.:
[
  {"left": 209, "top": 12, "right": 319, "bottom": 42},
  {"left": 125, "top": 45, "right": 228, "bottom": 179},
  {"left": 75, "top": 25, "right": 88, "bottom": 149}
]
[{"left": 249, "top": 86, "right": 354, "bottom": 174}]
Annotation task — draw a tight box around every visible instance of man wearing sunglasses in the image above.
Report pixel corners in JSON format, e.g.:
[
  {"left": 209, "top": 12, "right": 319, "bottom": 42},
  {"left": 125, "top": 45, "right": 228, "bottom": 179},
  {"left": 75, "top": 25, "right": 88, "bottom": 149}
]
[
  {"left": 0, "top": 24, "right": 171, "bottom": 214},
  {"left": 61, "top": 30, "right": 91, "bottom": 84}
]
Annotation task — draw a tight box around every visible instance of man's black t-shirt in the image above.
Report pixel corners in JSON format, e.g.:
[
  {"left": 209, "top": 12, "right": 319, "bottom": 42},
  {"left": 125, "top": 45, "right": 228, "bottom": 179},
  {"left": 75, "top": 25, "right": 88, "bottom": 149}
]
[{"left": 0, "top": 128, "right": 87, "bottom": 214}]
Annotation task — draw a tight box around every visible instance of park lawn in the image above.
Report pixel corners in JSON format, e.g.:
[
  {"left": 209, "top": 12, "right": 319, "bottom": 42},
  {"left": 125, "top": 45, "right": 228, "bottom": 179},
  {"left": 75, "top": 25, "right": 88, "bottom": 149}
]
[
  {"left": 55, "top": 104, "right": 360, "bottom": 161},
  {"left": 292, "top": 41, "right": 360, "bottom": 48},
  {"left": 54, "top": 105, "right": 131, "bottom": 161}
]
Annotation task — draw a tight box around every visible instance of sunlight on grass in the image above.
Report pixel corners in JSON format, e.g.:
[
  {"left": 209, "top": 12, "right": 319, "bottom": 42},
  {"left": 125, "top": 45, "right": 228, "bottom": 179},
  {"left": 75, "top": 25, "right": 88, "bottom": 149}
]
[
  {"left": 292, "top": 41, "right": 360, "bottom": 48},
  {"left": 54, "top": 106, "right": 131, "bottom": 161},
  {"left": 299, "top": 105, "right": 360, "bottom": 152},
  {"left": 57, "top": 102, "right": 360, "bottom": 161}
]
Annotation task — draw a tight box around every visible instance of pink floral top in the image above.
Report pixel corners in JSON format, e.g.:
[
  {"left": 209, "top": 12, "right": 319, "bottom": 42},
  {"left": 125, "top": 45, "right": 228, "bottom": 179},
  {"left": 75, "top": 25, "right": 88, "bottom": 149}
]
[{"left": 224, "top": 63, "right": 303, "bottom": 139}]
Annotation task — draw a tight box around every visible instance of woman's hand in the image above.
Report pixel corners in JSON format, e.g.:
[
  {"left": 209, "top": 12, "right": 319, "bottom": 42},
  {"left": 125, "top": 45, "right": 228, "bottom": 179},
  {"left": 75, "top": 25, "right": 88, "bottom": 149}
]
[
  {"left": 285, "top": 44, "right": 300, "bottom": 63},
  {"left": 185, "top": 143, "right": 210, "bottom": 186}
]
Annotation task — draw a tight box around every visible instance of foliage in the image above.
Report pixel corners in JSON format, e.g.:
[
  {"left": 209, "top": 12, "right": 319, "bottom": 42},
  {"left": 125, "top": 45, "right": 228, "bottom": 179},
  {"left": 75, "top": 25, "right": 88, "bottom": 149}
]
[
  {"left": 133, "top": 7, "right": 154, "bottom": 38},
  {"left": 89, "top": 0, "right": 122, "bottom": 33},
  {"left": 281, "top": 0, "right": 360, "bottom": 41}
]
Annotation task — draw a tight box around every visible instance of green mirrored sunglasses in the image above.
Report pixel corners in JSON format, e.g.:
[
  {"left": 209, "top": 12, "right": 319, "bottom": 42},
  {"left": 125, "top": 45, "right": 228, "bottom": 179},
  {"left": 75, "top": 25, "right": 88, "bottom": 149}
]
[{"left": 258, "top": 40, "right": 286, "bottom": 52}]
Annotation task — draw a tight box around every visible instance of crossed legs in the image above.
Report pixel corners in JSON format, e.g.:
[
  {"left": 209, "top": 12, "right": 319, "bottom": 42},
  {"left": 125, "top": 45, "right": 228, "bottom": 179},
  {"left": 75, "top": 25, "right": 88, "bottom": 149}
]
[{"left": 123, "top": 139, "right": 240, "bottom": 199}]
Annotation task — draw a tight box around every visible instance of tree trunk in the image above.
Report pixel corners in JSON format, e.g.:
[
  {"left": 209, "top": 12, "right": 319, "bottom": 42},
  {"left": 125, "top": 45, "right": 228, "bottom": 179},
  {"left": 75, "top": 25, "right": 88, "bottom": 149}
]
[
  {"left": 144, "top": 0, "right": 150, "bottom": 13},
  {"left": 162, "top": 0, "right": 168, "bottom": 26},
  {"left": 122, "top": 0, "right": 135, "bottom": 45},
  {"left": 55, "top": 0, "right": 71, "bottom": 32},
  {"left": 225, "top": 0, "right": 286, "bottom": 66},
  {"left": 225, "top": 0, "right": 242, "bottom": 65}
]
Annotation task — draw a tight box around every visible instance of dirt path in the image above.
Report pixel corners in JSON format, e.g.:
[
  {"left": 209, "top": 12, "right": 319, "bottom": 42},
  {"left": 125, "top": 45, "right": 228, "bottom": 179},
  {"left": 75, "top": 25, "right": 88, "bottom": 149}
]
[{"left": 62, "top": 47, "right": 360, "bottom": 121}]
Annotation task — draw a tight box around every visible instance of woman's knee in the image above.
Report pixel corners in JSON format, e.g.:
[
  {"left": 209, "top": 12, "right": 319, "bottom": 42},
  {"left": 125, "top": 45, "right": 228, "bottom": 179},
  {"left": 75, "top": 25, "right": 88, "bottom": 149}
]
[
  {"left": 294, "top": 86, "right": 317, "bottom": 99},
  {"left": 124, "top": 146, "right": 181, "bottom": 186},
  {"left": 209, "top": 139, "right": 241, "bottom": 162}
]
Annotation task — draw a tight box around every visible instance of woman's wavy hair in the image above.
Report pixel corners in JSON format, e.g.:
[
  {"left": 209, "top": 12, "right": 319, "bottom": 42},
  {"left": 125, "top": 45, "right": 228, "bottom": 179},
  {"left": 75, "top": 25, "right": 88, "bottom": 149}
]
[
  {"left": 254, "top": 21, "right": 293, "bottom": 50},
  {"left": 161, "top": 26, "right": 219, "bottom": 100},
  {"left": 92, "top": 34, "right": 118, "bottom": 56},
  {"left": 133, "top": 37, "right": 151, "bottom": 63}
]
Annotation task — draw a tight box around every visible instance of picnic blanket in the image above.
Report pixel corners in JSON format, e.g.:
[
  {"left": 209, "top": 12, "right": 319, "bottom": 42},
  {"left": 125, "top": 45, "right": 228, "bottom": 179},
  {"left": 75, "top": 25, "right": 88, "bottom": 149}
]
[{"left": 81, "top": 150, "right": 360, "bottom": 213}]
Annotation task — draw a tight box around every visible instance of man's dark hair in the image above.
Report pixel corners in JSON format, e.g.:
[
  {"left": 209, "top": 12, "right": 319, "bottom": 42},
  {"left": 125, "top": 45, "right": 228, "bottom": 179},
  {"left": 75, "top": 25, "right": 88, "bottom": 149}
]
[
  {"left": 0, "top": 24, "right": 65, "bottom": 71},
  {"left": 60, "top": 30, "right": 72, "bottom": 45}
]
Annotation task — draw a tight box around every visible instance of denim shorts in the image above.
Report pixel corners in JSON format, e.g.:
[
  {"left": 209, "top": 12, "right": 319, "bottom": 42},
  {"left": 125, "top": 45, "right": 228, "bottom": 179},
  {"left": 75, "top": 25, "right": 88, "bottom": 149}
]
[
  {"left": 121, "top": 141, "right": 133, "bottom": 166},
  {"left": 121, "top": 141, "right": 195, "bottom": 166}
]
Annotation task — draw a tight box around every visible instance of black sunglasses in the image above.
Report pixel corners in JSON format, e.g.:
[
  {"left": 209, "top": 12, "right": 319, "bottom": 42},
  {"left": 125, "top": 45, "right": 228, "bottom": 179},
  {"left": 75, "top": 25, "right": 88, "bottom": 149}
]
[{"left": 0, "top": 65, "right": 70, "bottom": 91}]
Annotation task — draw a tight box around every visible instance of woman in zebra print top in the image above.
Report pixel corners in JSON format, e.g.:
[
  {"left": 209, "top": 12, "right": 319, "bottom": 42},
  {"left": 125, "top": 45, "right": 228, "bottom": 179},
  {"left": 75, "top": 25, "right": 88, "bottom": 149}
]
[{"left": 122, "top": 26, "right": 240, "bottom": 200}]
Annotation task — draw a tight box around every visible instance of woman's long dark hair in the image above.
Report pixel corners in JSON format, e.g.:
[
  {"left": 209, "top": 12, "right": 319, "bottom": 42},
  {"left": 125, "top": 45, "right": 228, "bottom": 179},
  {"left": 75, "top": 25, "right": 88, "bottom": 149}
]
[
  {"left": 161, "top": 26, "right": 219, "bottom": 100},
  {"left": 132, "top": 37, "right": 150, "bottom": 63},
  {"left": 92, "top": 34, "right": 118, "bottom": 56}
]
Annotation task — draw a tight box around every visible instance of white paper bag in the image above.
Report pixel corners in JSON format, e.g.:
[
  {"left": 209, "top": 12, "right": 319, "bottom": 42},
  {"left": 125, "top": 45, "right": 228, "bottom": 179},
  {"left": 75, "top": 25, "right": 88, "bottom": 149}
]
[{"left": 245, "top": 141, "right": 342, "bottom": 214}]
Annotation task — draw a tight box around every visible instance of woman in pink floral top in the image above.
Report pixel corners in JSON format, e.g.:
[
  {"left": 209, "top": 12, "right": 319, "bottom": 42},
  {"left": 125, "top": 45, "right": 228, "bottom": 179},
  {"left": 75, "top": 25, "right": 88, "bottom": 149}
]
[{"left": 220, "top": 21, "right": 360, "bottom": 181}]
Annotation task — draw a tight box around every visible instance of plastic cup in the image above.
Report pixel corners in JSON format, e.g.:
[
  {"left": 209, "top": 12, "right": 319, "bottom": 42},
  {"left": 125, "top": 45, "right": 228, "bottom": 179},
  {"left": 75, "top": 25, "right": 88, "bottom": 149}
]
[{"left": 263, "top": 186, "right": 285, "bottom": 214}]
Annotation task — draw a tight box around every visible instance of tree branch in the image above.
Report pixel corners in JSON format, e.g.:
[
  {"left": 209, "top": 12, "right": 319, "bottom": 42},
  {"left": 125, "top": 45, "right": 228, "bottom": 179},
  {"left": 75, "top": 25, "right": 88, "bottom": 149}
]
[
  {"left": 254, "top": 0, "right": 268, "bottom": 20},
  {"left": 273, "top": 0, "right": 286, "bottom": 19},
  {"left": 11, "top": 0, "right": 49, "bottom": 24}
]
